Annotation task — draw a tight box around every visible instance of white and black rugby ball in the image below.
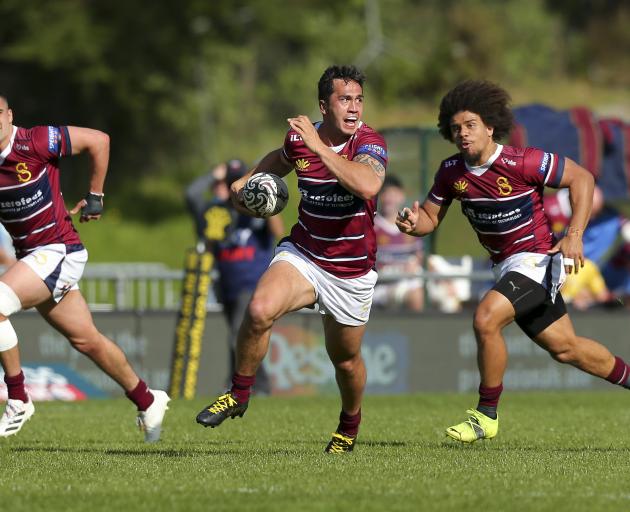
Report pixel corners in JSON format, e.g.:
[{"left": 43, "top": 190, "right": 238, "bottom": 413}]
[{"left": 241, "top": 173, "right": 289, "bottom": 218}]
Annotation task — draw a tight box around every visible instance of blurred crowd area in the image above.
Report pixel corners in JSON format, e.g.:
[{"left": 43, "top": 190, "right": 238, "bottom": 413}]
[
  {"left": 369, "top": 103, "right": 630, "bottom": 314},
  {"left": 371, "top": 177, "right": 630, "bottom": 314}
]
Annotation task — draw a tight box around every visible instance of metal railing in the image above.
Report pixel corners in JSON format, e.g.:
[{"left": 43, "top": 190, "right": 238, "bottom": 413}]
[{"left": 78, "top": 261, "right": 494, "bottom": 312}]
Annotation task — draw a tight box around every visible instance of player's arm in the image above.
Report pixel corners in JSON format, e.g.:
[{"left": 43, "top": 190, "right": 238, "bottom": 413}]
[
  {"left": 268, "top": 214, "right": 285, "bottom": 239},
  {"left": 229, "top": 148, "right": 293, "bottom": 213},
  {"left": 287, "top": 115, "right": 383, "bottom": 200},
  {"left": 548, "top": 157, "right": 594, "bottom": 273},
  {"left": 66, "top": 126, "right": 110, "bottom": 222},
  {"left": 396, "top": 198, "right": 449, "bottom": 237}
]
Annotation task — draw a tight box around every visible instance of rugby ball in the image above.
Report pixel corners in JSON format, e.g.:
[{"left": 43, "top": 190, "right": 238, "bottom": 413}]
[{"left": 241, "top": 173, "right": 289, "bottom": 218}]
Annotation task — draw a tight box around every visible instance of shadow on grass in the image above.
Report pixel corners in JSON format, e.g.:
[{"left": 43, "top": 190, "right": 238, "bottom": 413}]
[
  {"left": 10, "top": 445, "right": 245, "bottom": 457},
  {"left": 361, "top": 440, "right": 408, "bottom": 447},
  {"left": 437, "top": 441, "right": 630, "bottom": 453}
]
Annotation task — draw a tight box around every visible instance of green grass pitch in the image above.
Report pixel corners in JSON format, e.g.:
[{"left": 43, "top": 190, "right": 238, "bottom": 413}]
[{"left": 1, "top": 392, "right": 629, "bottom": 511}]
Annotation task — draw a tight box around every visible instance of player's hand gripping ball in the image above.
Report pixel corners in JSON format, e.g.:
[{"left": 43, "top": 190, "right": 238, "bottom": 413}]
[{"left": 242, "top": 173, "right": 289, "bottom": 218}]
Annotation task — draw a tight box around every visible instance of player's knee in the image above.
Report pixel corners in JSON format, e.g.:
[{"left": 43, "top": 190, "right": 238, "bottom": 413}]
[
  {"left": 67, "top": 327, "right": 102, "bottom": 354},
  {"left": 473, "top": 306, "right": 498, "bottom": 336},
  {"left": 547, "top": 339, "right": 578, "bottom": 364},
  {"left": 247, "top": 297, "right": 276, "bottom": 330},
  {"left": 0, "top": 319, "right": 18, "bottom": 351},
  {"left": 332, "top": 352, "right": 362, "bottom": 373},
  {"left": 0, "top": 282, "right": 22, "bottom": 317}
]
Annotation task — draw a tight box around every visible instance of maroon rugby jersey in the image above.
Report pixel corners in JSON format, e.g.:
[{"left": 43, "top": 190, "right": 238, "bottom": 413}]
[
  {"left": 428, "top": 144, "right": 565, "bottom": 263},
  {"left": 0, "top": 125, "right": 82, "bottom": 256},
  {"left": 282, "top": 121, "right": 388, "bottom": 278}
]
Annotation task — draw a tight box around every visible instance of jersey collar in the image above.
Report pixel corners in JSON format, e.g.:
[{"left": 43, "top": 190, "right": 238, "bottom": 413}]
[
  {"left": 464, "top": 143, "right": 503, "bottom": 176},
  {"left": 316, "top": 120, "right": 363, "bottom": 154},
  {"left": 0, "top": 125, "right": 17, "bottom": 165}
]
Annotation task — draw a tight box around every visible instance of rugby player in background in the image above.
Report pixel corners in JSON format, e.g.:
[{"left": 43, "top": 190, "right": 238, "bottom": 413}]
[
  {"left": 396, "top": 80, "right": 630, "bottom": 443},
  {"left": 196, "top": 65, "right": 388, "bottom": 453},
  {"left": 0, "top": 95, "right": 169, "bottom": 442}
]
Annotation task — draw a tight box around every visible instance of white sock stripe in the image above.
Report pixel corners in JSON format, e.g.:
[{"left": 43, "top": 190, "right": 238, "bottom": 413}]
[{"left": 616, "top": 366, "right": 628, "bottom": 385}]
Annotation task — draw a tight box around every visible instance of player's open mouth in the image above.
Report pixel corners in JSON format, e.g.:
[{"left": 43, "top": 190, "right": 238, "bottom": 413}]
[{"left": 344, "top": 116, "right": 358, "bottom": 127}]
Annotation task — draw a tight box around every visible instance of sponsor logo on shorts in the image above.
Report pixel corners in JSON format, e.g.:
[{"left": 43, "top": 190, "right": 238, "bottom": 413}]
[{"left": 34, "top": 252, "right": 48, "bottom": 265}]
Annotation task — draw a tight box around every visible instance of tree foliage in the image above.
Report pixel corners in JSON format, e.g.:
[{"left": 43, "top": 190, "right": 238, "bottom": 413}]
[{"left": 0, "top": 0, "right": 626, "bottom": 220}]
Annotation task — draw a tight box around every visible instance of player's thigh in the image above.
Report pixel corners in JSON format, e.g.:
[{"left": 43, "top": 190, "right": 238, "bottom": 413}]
[
  {"left": 251, "top": 260, "right": 316, "bottom": 318},
  {"left": 531, "top": 313, "right": 575, "bottom": 354},
  {"left": 322, "top": 315, "right": 366, "bottom": 363},
  {"left": 474, "top": 289, "right": 516, "bottom": 329},
  {"left": 0, "top": 261, "right": 51, "bottom": 308},
  {"left": 36, "top": 290, "right": 98, "bottom": 341}
]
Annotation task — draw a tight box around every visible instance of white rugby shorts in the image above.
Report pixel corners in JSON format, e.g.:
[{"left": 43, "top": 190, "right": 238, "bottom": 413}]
[
  {"left": 493, "top": 252, "right": 566, "bottom": 303},
  {"left": 270, "top": 241, "right": 377, "bottom": 326},
  {"left": 21, "top": 243, "right": 88, "bottom": 302}
]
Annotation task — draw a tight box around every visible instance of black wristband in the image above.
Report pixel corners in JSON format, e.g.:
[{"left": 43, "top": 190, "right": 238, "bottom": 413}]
[{"left": 82, "top": 192, "right": 104, "bottom": 216}]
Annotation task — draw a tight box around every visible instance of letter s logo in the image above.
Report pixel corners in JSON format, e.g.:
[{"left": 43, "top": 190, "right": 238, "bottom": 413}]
[
  {"left": 16, "top": 162, "right": 32, "bottom": 183},
  {"left": 496, "top": 176, "right": 512, "bottom": 196}
]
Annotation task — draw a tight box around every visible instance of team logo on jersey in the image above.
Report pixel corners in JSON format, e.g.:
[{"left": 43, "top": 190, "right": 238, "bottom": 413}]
[
  {"left": 497, "top": 176, "right": 512, "bottom": 196},
  {"left": 16, "top": 162, "right": 32, "bottom": 183},
  {"left": 453, "top": 180, "right": 468, "bottom": 194},
  {"left": 295, "top": 158, "right": 310, "bottom": 172},
  {"left": 501, "top": 157, "right": 516, "bottom": 167}
]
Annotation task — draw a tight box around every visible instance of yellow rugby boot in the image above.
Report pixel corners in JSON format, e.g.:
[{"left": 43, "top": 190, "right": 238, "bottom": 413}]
[
  {"left": 196, "top": 392, "right": 248, "bottom": 428},
  {"left": 325, "top": 432, "right": 356, "bottom": 453},
  {"left": 445, "top": 409, "right": 498, "bottom": 443}
]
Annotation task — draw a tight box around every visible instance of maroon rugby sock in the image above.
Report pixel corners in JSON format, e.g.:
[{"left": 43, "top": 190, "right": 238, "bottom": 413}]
[
  {"left": 126, "top": 380, "right": 154, "bottom": 411},
  {"left": 605, "top": 356, "right": 630, "bottom": 389},
  {"left": 230, "top": 373, "right": 255, "bottom": 403},
  {"left": 337, "top": 409, "right": 361, "bottom": 437},
  {"left": 4, "top": 371, "right": 29, "bottom": 403},
  {"left": 476, "top": 383, "right": 503, "bottom": 419}
]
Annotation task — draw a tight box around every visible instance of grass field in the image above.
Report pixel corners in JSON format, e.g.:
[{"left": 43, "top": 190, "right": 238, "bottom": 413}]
[{"left": 2, "top": 392, "right": 630, "bottom": 511}]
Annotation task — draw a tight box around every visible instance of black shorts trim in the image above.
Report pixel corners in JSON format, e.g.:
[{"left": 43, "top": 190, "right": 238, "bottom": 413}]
[{"left": 493, "top": 271, "right": 567, "bottom": 339}]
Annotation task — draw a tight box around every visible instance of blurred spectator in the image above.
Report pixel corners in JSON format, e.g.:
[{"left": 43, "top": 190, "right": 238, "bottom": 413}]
[
  {"left": 561, "top": 259, "right": 614, "bottom": 310},
  {"left": 602, "top": 220, "right": 630, "bottom": 308},
  {"left": 185, "top": 159, "right": 284, "bottom": 394},
  {"left": 426, "top": 254, "right": 473, "bottom": 313},
  {"left": 373, "top": 175, "right": 424, "bottom": 311},
  {"left": 543, "top": 185, "right": 628, "bottom": 308}
]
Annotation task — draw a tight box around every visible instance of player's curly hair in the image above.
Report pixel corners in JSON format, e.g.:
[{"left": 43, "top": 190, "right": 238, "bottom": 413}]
[
  {"left": 437, "top": 80, "right": 513, "bottom": 142},
  {"left": 318, "top": 65, "right": 366, "bottom": 103}
]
